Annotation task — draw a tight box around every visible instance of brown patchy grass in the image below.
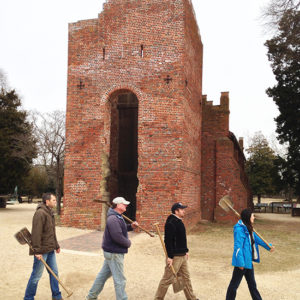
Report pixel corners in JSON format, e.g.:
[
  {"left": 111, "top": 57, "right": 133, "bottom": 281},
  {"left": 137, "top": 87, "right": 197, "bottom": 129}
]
[
  {"left": 3, "top": 204, "right": 300, "bottom": 299},
  {"left": 189, "top": 214, "right": 300, "bottom": 274},
  {"left": 253, "top": 215, "right": 300, "bottom": 273}
]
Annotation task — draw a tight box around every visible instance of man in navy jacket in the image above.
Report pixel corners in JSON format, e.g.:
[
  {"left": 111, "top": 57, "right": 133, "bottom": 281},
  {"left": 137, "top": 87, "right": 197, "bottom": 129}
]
[
  {"left": 86, "top": 197, "right": 138, "bottom": 300},
  {"left": 154, "top": 203, "right": 198, "bottom": 300}
]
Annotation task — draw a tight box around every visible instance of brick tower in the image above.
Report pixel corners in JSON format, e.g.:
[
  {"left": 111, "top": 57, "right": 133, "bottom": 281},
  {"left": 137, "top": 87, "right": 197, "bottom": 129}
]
[{"left": 62, "top": 0, "right": 250, "bottom": 229}]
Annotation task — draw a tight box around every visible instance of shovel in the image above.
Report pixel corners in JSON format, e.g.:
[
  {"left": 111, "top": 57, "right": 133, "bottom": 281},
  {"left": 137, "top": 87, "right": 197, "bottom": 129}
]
[
  {"left": 15, "top": 227, "right": 73, "bottom": 298},
  {"left": 154, "top": 223, "right": 185, "bottom": 293},
  {"left": 219, "top": 195, "right": 271, "bottom": 249}
]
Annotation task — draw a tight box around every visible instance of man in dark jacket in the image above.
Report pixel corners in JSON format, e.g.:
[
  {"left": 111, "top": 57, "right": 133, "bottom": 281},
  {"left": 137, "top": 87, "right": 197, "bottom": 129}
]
[
  {"left": 24, "top": 193, "right": 63, "bottom": 300},
  {"left": 86, "top": 197, "right": 138, "bottom": 300},
  {"left": 154, "top": 203, "right": 198, "bottom": 300}
]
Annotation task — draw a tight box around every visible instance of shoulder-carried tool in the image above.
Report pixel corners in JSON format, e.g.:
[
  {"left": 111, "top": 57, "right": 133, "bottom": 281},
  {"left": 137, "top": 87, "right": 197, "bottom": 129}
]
[
  {"left": 94, "top": 199, "right": 155, "bottom": 237},
  {"left": 219, "top": 195, "right": 271, "bottom": 249},
  {"left": 15, "top": 227, "right": 73, "bottom": 298},
  {"left": 154, "top": 222, "right": 185, "bottom": 293}
]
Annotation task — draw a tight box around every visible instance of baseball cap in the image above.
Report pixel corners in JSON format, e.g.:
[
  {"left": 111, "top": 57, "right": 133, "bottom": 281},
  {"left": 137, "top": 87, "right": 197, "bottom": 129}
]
[
  {"left": 112, "top": 197, "right": 130, "bottom": 205},
  {"left": 171, "top": 202, "right": 188, "bottom": 213}
]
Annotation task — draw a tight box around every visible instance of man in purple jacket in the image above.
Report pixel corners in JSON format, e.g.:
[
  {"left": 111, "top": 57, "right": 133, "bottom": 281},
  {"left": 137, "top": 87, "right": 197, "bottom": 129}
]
[{"left": 86, "top": 197, "right": 138, "bottom": 300}]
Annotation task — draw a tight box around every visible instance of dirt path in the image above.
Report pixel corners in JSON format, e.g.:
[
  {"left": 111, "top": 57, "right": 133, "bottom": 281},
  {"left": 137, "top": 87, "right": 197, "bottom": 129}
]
[{"left": 1, "top": 203, "right": 300, "bottom": 299}]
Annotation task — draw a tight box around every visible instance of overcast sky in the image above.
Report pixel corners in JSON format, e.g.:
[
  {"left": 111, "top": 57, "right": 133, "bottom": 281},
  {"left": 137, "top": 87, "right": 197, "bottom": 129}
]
[{"left": 0, "top": 0, "right": 279, "bottom": 147}]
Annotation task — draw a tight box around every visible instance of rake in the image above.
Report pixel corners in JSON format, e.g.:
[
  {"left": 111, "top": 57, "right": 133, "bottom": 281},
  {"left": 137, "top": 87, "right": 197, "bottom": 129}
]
[
  {"left": 15, "top": 227, "right": 73, "bottom": 298},
  {"left": 219, "top": 195, "right": 271, "bottom": 249}
]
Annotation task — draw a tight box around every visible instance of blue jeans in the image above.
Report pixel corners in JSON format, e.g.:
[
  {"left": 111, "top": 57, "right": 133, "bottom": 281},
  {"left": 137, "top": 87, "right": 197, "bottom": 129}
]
[
  {"left": 24, "top": 251, "right": 62, "bottom": 300},
  {"left": 226, "top": 267, "right": 262, "bottom": 300},
  {"left": 87, "top": 251, "right": 127, "bottom": 300}
]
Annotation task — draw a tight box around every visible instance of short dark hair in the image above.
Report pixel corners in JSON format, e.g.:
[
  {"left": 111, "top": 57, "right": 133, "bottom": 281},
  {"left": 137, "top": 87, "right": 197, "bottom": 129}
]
[
  {"left": 111, "top": 203, "right": 117, "bottom": 209},
  {"left": 42, "top": 193, "right": 54, "bottom": 204}
]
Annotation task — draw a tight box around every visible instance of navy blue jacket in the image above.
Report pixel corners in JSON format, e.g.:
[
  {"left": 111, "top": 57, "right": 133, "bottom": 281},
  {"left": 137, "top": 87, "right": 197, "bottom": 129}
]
[
  {"left": 231, "top": 220, "right": 271, "bottom": 269},
  {"left": 102, "top": 208, "right": 133, "bottom": 254}
]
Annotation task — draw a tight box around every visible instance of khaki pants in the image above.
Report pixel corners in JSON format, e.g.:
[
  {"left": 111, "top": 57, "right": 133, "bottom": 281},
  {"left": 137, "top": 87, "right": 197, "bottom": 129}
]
[{"left": 154, "top": 255, "right": 197, "bottom": 300}]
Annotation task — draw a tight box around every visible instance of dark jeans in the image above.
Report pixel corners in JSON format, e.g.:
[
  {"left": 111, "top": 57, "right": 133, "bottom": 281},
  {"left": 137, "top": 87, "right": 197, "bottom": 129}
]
[
  {"left": 226, "top": 267, "right": 262, "bottom": 300},
  {"left": 24, "top": 251, "right": 62, "bottom": 300}
]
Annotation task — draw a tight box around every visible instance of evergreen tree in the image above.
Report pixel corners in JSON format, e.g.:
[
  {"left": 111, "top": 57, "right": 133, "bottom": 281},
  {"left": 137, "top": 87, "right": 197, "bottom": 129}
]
[
  {"left": 265, "top": 9, "right": 300, "bottom": 197},
  {"left": 273, "top": 155, "right": 296, "bottom": 200},
  {"left": 0, "top": 88, "right": 37, "bottom": 194}
]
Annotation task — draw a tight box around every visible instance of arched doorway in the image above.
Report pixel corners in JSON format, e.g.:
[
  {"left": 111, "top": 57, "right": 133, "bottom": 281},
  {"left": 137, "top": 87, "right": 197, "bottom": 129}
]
[{"left": 108, "top": 90, "right": 139, "bottom": 220}]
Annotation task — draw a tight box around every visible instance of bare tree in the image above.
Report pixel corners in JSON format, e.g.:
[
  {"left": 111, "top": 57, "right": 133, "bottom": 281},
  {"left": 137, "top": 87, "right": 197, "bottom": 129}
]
[
  {"left": 0, "top": 68, "right": 8, "bottom": 90},
  {"left": 268, "top": 133, "right": 288, "bottom": 157},
  {"left": 262, "top": 0, "right": 300, "bottom": 30},
  {"left": 31, "top": 110, "right": 65, "bottom": 214},
  {"left": 10, "top": 122, "right": 37, "bottom": 165}
]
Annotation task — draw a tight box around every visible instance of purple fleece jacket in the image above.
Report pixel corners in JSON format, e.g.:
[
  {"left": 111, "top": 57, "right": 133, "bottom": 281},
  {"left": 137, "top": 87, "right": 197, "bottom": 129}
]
[{"left": 102, "top": 208, "right": 133, "bottom": 254}]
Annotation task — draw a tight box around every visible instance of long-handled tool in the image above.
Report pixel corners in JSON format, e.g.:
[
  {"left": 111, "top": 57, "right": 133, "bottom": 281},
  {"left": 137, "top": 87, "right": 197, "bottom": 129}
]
[
  {"left": 94, "top": 199, "right": 155, "bottom": 237},
  {"left": 219, "top": 195, "right": 271, "bottom": 249},
  {"left": 15, "top": 227, "right": 73, "bottom": 298},
  {"left": 154, "top": 223, "right": 185, "bottom": 293}
]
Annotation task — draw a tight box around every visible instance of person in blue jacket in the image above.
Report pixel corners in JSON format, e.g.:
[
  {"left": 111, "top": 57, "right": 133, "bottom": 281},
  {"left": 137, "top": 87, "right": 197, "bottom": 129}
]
[{"left": 225, "top": 209, "right": 275, "bottom": 300}]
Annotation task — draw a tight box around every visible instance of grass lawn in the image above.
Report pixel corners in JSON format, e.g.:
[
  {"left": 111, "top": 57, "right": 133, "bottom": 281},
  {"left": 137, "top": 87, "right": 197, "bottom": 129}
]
[{"left": 188, "top": 213, "right": 300, "bottom": 274}]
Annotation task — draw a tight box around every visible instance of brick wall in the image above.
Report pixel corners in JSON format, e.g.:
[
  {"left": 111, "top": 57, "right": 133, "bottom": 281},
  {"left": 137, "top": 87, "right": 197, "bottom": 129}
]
[
  {"left": 62, "top": 0, "right": 204, "bottom": 230},
  {"left": 180, "top": 0, "right": 203, "bottom": 218},
  {"left": 62, "top": 0, "right": 251, "bottom": 230},
  {"left": 201, "top": 93, "right": 251, "bottom": 222}
]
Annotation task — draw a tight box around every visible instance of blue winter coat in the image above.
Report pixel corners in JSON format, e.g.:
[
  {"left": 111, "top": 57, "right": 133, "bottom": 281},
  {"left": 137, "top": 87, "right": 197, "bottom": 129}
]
[{"left": 231, "top": 220, "right": 271, "bottom": 269}]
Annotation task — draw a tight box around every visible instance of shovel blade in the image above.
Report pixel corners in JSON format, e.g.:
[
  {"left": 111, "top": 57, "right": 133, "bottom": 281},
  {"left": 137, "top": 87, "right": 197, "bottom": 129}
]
[
  {"left": 172, "top": 276, "right": 185, "bottom": 293},
  {"left": 219, "top": 195, "right": 234, "bottom": 212},
  {"left": 15, "top": 227, "right": 32, "bottom": 245}
]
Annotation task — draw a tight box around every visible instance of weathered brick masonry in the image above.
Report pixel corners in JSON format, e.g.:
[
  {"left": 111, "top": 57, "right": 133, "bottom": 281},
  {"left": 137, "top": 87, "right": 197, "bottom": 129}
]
[
  {"left": 201, "top": 93, "right": 252, "bottom": 222},
  {"left": 62, "top": 0, "right": 251, "bottom": 230}
]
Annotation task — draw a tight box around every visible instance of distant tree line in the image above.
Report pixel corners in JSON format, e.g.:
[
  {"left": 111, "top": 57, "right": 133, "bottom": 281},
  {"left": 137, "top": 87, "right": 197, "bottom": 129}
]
[{"left": 0, "top": 70, "right": 65, "bottom": 214}]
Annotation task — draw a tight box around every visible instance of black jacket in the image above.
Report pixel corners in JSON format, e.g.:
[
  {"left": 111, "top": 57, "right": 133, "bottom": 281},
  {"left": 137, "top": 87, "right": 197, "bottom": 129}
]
[{"left": 164, "top": 214, "right": 189, "bottom": 258}]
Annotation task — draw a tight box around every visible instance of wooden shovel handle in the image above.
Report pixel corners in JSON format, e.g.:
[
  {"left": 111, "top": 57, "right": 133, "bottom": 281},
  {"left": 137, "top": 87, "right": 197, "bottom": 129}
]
[
  {"left": 154, "top": 223, "right": 177, "bottom": 278},
  {"left": 19, "top": 230, "right": 73, "bottom": 298},
  {"left": 227, "top": 203, "right": 271, "bottom": 250},
  {"left": 122, "top": 213, "right": 155, "bottom": 237},
  {"left": 252, "top": 228, "right": 272, "bottom": 249},
  {"left": 40, "top": 256, "right": 73, "bottom": 297},
  {"left": 96, "top": 199, "right": 154, "bottom": 237}
]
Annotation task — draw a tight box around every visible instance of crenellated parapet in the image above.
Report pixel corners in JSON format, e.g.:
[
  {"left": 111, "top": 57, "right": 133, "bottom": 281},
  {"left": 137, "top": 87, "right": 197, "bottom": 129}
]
[
  {"left": 201, "top": 92, "right": 252, "bottom": 222},
  {"left": 202, "top": 92, "right": 230, "bottom": 135}
]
